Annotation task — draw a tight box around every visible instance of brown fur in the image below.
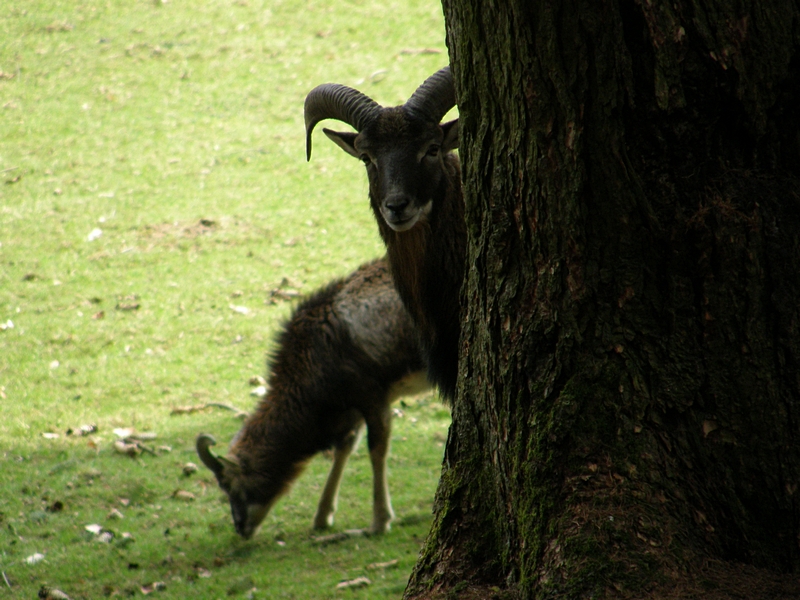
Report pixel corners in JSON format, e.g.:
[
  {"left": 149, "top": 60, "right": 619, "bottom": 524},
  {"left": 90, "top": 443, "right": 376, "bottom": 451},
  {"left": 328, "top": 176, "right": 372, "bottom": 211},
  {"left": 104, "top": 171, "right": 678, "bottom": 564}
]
[
  {"left": 379, "top": 152, "right": 465, "bottom": 400},
  {"left": 198, "top": 258, "right": 429, "bottom": 538},
  {"left": 323, "top": 108, "right": 465, "bottom": 400}
]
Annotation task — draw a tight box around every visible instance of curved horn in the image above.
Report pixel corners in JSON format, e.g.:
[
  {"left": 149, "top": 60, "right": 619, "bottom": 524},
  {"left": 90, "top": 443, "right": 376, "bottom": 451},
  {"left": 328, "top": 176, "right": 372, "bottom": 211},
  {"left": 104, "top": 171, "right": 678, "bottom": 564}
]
[
  {"left": 196, "top": 433, "right": 224, "bottom": 476},
  {"left": 404, "top": 66, "right": 456, "bottom": 124},
  {"left": 304, "top": 84, "right": 382, "bottom": 160}
]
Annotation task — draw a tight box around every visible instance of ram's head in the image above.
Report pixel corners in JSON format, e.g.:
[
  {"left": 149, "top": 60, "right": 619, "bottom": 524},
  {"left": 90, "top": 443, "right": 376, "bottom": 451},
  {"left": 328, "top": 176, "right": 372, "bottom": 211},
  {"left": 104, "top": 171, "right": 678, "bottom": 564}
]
[{"left": 305, "top": 66, "right": 458, "bottom": 233}]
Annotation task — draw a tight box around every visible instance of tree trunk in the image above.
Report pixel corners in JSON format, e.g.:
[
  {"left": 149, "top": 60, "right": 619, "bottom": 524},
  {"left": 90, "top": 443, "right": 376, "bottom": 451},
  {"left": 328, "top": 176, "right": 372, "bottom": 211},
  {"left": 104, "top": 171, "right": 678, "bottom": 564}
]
[{"left": 406, "top": 1, "right": 800, "bottom": 598}]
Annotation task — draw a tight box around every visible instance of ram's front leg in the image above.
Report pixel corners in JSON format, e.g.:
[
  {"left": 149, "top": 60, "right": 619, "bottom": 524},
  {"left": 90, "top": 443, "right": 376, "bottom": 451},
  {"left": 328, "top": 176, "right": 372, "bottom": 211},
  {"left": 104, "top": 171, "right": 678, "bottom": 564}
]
[
  {"left": 313, "top": 425, "right": 363, "bottom": 530},
  {"left": 365, "top": 406, "right": 394, "bottom": 535}
]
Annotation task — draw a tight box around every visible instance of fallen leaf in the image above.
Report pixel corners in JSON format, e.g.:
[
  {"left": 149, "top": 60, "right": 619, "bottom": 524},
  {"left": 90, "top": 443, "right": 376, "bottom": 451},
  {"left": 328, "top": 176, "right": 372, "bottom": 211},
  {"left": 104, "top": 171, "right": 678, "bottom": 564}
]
[
  {"left": 38, "top": 586, "right": 72, "bottom": 599},
  {"left": 182, "top": 462, "right": 198, "bottom": 476},
  {"left": 229, "top": 304, "right": 250, "bottom": 315},
  {"left": 250, "top": 385, "right": 267, "bottom": 397},
  {"left": 140, "top": 582, "right": 166, "bottom": 595},
  {"left": 112, "top": 428, "right": 156, "bottom": 441},
  {"left": 44, "top": 21, "right": 74, "bottom": 32},
  {"left": 0, "top": 319, "right": 14, "bottom": 331},
  {"left": 172, "top": 490, "right": 195, "bottom": 502},
  {"left": 87, "top": 228, "right": 103, "bottom": 242},
  {"left": 66, "top": 423, "right": 97, "bottom": 436},
  {"left": 248, "top": 375, "right": 266, "bottom": 386},
  {"left": 85, "top": 524, "right": 103, "bottom": 535},
  {"left": 113, "top": 440, "right": 141, "bottom": 457},
  {"left": 115, "top": 302, "right": 140, "bottom": 311},
  {"left": 268, "top": 289, "right": 300, "bottom": 303},
  {"left": 107, "top": 508, "right": 124, "bottom": 520},
  {"left": 399, "top": 47, "right": 442, "bottom": 55},
  {"left": 92, "top": 311, "right": 104, "bottom": 319},
  {"left": 97, "top": 531, "right": 114, "bottom": 543},
  {"left": 42, "top": 432, "right": 60, "bottom": 439},
  {"left": 25, "top": 553, "right": 45, "bottom": 565}
]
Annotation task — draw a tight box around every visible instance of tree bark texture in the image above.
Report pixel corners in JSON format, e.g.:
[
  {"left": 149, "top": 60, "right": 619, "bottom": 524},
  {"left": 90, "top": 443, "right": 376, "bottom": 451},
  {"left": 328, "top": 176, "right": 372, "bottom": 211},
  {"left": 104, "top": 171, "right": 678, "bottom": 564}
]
[{"left": 407, "top": 1, "right": 800, "bottom": 598}]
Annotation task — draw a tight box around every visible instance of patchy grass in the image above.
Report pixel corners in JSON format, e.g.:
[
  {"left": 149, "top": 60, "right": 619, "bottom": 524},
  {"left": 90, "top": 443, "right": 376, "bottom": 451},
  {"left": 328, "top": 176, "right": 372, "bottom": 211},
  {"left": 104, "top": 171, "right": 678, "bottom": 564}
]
[{"left": 0, "top": 0, "right": 450, "bottom": 597}]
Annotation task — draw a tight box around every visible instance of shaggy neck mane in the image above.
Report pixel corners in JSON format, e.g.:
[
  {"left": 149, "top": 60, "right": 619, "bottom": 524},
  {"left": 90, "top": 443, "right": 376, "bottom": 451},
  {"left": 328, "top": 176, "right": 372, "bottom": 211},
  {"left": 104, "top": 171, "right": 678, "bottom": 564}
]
[
  {"left": 233, "top": 392, "right": 318, "bottom": 475},
  {"left": 377, "top": 154, "right": 466, "bottom": 400},
  {"left": 384, "top": 221, "right": 432, "bottom": 337}
]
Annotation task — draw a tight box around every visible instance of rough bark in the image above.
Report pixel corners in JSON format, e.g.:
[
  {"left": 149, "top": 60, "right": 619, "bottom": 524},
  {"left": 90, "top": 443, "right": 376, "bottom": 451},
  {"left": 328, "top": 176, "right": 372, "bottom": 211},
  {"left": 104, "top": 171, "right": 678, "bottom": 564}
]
[{"left": 406, "top": 1, "right": 800, "bottom": 598}]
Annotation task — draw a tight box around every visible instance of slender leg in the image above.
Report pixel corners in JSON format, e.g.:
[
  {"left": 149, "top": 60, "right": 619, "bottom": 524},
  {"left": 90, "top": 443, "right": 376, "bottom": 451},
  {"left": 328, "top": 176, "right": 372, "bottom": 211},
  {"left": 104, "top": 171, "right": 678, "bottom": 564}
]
[
  {"left": 366, "top": 403, "right": 394, "bottom": 534},
  {"left": 313, "top": 425, "right": 363, "bottom": 530}
]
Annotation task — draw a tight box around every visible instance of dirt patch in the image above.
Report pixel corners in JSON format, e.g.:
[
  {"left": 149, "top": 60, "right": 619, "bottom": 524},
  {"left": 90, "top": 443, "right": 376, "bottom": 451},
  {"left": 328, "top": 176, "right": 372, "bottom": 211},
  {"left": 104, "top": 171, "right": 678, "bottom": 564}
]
[{"left": 136, "top": 218, "right": 218, "bottom": 240}]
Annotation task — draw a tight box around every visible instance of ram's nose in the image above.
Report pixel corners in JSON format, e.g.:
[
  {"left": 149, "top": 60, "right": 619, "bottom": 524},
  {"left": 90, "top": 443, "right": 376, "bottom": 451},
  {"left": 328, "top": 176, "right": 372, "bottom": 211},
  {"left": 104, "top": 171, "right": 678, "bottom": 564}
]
[{"left": 384, "top": 194, "right": 410, "bottom": 219}]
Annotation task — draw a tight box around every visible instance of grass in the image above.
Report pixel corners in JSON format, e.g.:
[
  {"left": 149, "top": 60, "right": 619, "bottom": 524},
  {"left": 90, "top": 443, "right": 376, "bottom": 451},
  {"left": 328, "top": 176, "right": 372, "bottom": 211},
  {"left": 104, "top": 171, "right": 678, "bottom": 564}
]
[{"left": 0, "top": 0, "right": 450, "bottom": 597}]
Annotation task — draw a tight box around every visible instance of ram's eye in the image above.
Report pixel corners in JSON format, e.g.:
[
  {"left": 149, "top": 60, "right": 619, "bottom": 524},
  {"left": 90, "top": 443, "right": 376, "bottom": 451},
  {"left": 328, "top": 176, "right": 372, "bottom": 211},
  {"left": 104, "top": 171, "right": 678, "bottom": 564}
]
[
  {"left": 359, "top": 154, "right": 372, "bottom": 165},
  {"left": 426, "top": 145, "right": 440, "bottom": 158}
]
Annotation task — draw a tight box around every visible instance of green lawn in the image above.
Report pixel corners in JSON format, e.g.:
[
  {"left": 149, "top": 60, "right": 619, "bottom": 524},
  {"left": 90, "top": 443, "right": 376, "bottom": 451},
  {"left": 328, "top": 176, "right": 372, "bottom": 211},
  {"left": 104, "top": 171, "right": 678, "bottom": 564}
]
[{"left": 0, "top": 1, "right": 450, "bottom": 597}]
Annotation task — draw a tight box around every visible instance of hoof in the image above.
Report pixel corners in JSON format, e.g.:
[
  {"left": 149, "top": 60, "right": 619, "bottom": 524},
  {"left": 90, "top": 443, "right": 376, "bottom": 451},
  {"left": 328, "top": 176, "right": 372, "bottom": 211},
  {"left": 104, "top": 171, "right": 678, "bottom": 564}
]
[
  {"left": 367, "top": 520, "right": 392, "bottom": 536},
  {"left": 313, "top": 512, "right": 335, "bottom": 530}
]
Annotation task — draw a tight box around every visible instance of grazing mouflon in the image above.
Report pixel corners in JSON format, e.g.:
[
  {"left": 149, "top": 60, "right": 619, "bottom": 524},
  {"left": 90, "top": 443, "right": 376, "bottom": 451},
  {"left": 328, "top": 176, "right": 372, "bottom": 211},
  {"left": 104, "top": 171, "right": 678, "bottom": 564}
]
[{"left": 197, "top": 258, "right": 429, "bottom": 539}]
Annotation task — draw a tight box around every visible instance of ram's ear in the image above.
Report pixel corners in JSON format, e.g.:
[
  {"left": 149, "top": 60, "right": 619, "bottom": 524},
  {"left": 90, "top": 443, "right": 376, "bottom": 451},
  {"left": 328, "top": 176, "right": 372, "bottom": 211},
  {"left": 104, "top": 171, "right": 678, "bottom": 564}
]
[
  {"left": 441, "top": 119, "right": 459, "bottom": 151},
  {"left": 323, "top": 129, "right": 360, "bottom": 159}
]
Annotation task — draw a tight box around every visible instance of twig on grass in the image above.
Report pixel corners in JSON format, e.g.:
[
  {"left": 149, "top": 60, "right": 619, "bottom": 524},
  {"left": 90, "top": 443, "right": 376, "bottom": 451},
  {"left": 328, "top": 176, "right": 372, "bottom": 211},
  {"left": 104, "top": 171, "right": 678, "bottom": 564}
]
[
  {"left": 170, "top": 402, "right": 248, "bottom": 419},
  {"left": 312, "top": 529, "right": 366, "bottom": 546}
]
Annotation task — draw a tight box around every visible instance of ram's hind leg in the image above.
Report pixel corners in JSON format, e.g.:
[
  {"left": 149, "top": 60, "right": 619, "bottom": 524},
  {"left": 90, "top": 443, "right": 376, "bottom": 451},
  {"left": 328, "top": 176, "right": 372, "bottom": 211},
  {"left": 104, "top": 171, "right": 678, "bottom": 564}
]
[
  {"left": 365, "top": 402, "right": 394, "bottom": 535},
  {"left": 313, "top": 425, "right": 363, "bottom": 530}
]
